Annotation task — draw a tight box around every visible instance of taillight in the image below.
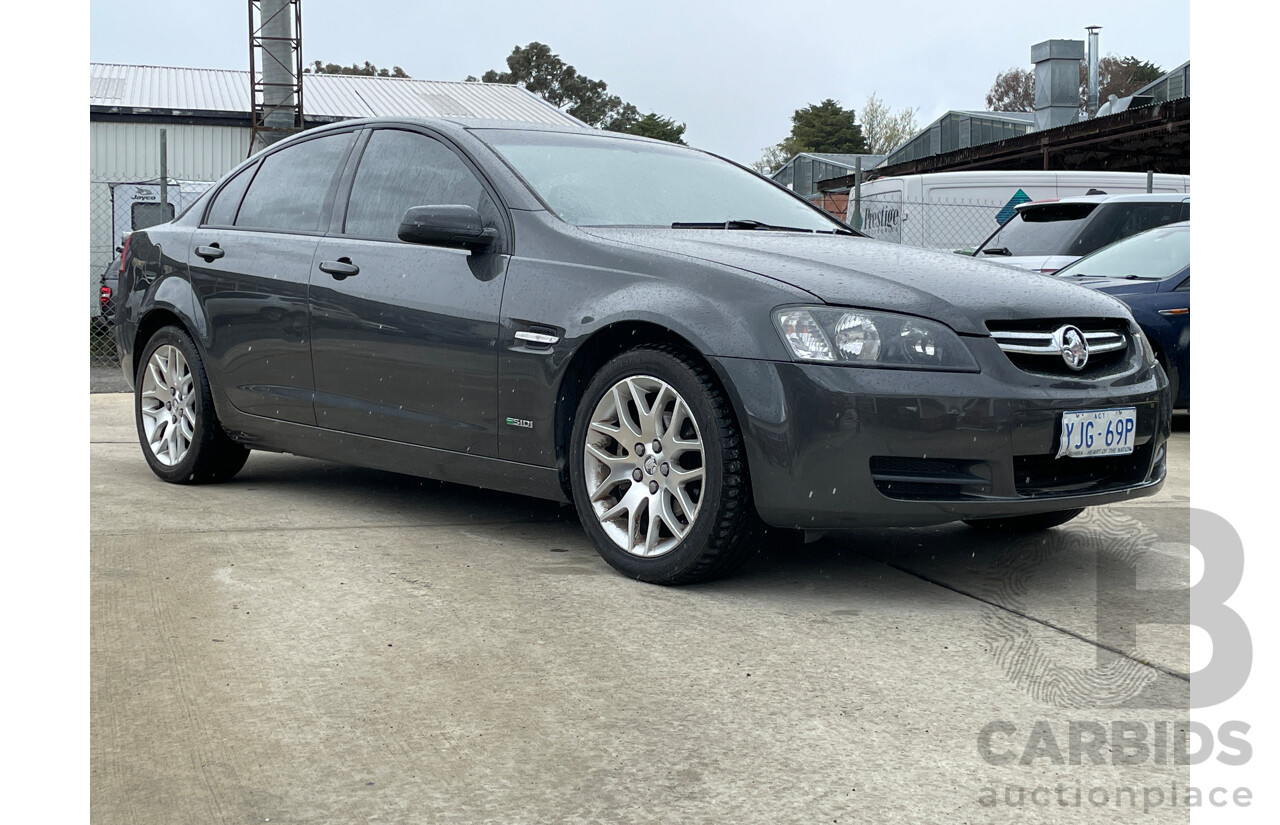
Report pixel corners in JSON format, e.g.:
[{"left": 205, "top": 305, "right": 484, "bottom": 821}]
[
  {"left": 99, "top": 285, "right": 112, "bottom": 306},
  {"left": 119, "top": 233, "right": 132, "bottom": 274}
]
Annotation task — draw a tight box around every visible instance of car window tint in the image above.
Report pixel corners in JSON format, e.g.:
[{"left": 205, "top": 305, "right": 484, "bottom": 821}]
[
  {"left": 1070, "top": 202, "right": 1182, "bottom": 257},
  {"left": 205, "top": 163, "right": 257, "bottom": 227},
  {"left": 235, "top": 133, "right": 353, "bottom": 232},
  {"left": 979, "top": 203, "right": 1097, "bottom": 256},
  {"left": 344, "top": 130, "right": 496, "bottom": 240},
  {"left": 131, "top": 201, "right": 175, "bottom": 231}
]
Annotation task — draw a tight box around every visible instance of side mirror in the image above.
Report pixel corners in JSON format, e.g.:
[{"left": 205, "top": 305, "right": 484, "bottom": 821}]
[{"left": 397, "top": 205, "right": 497, "bottom": 251}]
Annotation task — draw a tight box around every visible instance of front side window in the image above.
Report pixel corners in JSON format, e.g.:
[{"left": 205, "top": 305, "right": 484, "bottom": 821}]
[
  {"left": 480, "top": 129, "right": 845, "bottom": 232},
  {"left": 235, "top": 132, "right": 354, "bottom": 233},
  {"left": 344, "top": 129, "right": 496, "bottom": 240}
]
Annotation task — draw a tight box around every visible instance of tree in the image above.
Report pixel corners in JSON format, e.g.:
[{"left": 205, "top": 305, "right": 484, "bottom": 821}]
[
  {"left": 750, "top": 142, "right": 795, "bottom": 176},
  {"left": 860, "top": 92, "right": 919, "bottom": 155},
  {"left": 467, "top": 42, "right": 686, "bottom": 142},
  {"left": 1095, "top": 55, "right": 1163, "bottom": 103},
  {"left": 618, "top": 112, "right": 687, "bottom": 145},
  {"left": 986, "top": 67, "right": 1035, "bottom": 112},
  {"left": 305, "top": 60, "right": 409, "bottom": 78},
  {"left": 788, "top": 99, "right": 868, "bottom": 154},
  {"left": 753, "top": 99, "right": 867, "bottom": 174}
]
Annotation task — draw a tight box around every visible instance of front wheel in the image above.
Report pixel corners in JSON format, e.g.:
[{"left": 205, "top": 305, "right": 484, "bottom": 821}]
[
  {"left": 569, "top": 346, "right": 758, "bottom": 584},
  {"left": 135, "top": 326, "right": 250, "bottom": 484},
  {"left": 963, "top": 508, "right": 1085, "bottom": 533}
]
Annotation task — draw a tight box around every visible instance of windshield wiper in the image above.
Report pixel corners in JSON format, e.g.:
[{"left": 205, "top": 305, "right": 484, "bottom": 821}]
[
  {"left": 1120, "top": 274, "right": 1163, "bottom": 280},
  {"left": 672, "top": 219, "right": 816, "bottom": 233},
  {"left": 981, "top": 247, "right": 1013, "bottom": 256}
]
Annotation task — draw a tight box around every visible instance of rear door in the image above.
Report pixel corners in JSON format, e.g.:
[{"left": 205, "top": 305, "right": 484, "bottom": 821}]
[
  {"left": 187, "top": 129, "right": 357, "bottom": 425},
  {"left": 308, "top": 126, "right": 509, "bottom": 456}
]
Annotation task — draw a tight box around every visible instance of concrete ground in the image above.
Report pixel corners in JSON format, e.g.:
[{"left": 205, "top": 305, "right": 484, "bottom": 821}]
[{"left": 92, "top": 394, "right": 1192, "bottom": 824}]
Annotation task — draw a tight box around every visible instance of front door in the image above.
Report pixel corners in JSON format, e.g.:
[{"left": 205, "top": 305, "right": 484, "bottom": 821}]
[{"left": 308, "top": 128, "right": 508, "bottom": 456}]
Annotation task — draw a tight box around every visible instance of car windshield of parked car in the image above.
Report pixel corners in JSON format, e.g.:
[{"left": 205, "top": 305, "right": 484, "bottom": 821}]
[
  {"left": 978, "top": 202, "right": 1098, "bottom": 257},
  {"left": 1055, "top": 223, "right": 1190, "bottom": 280},
  {"left": 480, "top": 130, "right": 846, "bottom": 232}
]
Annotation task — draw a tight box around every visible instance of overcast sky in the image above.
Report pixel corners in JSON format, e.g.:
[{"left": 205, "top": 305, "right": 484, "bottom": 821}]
[{"left": 90, "top": 0, "right": 1189, "bottom": 165}]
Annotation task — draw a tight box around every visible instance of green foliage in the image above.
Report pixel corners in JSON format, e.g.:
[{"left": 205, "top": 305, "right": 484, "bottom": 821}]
[
  {"left": 754, "top": 99, "right": 867, "bottom": 174},
  {"left": 619, "top": 113, "right": 687, "bottom": 144},
  {"left": 787, "top": 99, "right": 868, "bottom": 154},
  {"left": 305, "top": 60, "right": 409, "bottom": 78},
  {"left": 468, "top": 42, "right": 686, "bottom": 142}
]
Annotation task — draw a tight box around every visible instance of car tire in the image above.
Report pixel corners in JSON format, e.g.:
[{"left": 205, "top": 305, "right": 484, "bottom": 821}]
[
  {"left": 135, "top": 325, "right": 250, "bottom": 484},
  {"left": 962, "top": 508, "right": 1085, "bottom": 533},
  {"left": 569, "top": 345, "right": 758, "bottom": 584}
]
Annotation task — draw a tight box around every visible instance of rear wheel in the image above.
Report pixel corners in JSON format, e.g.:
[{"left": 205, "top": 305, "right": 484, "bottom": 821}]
[
  {"left": 963, "top": 508, "right": 1084, "bottom": 533},
  {"left": 135, "top": 326, "right": 249, "bottom": 484},
  {"left": 569, "top": 346, "right": 758, "bottom": 584}
]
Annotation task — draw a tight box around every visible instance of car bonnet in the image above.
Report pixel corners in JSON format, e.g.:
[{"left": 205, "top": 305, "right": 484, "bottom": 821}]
[{"left": 579, "top": 228, "right": 1131, "bottom": 335}]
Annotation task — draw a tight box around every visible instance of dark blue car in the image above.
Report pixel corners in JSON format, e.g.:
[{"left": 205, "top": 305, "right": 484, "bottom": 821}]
[{"left": 1054, "top": 222, "right": 1190, "bottom": 408}]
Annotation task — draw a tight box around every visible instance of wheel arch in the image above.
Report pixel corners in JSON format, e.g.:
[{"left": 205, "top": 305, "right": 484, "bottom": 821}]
[{"left": 552, "top": 321, "right": 743, "bottom": 499}]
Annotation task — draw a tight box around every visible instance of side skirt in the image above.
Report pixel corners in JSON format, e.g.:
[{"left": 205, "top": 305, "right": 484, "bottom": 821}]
[{"left": 218, "top": 405, "right": 568, "bottom": 504}]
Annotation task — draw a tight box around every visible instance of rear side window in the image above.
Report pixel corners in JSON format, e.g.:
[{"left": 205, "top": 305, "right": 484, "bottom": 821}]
[
  {"left": 1071, "top": 202, "right": 1184, "bottom": 257},
  {"left": 235, "top": 133, "right": 354, "bottom": 232},
  {"left": 979, "top": 203, "right": 1097, "bottom": 257},
  {"left": 343, "top": 129, "right": 497, "bottom": 240},
  {"left": 205, "top": 163, "right": 257, "bottom": 227}
]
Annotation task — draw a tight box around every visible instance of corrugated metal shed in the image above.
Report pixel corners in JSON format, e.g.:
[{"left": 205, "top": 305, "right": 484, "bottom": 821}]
[
  {"left": 89, "top": 63, "right": 583, "bottom": 126},
  {"left": 770, "top": 153, "right": 886, "bottom": 198}
]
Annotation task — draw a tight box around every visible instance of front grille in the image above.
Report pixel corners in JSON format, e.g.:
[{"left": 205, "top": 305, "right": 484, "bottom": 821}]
[
  {"left": 988, "top": 319, "right": 1130, "bottom": 377},
  {"left": 870, "top": 456, "right": 990, "bottom": 500},
  {"left": 1012, "top": 448, "right": 1151, "bottom": 496}
]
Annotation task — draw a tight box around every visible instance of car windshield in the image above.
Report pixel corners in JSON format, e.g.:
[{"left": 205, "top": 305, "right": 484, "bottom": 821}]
[
  {"left": 1055, "top": 223, "right": 1190, "bottom": 280},
  {"left": 479, "top": 129, "right": 846, "bottom": 232},
  {"left": 978, "top": 202, "right": 1098, "bottom": 257}
]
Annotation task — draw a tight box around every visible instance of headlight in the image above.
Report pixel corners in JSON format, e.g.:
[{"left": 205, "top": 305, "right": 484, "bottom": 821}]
[
  {"left": 774, "top": 307, "right": 978, "bottom": 371},
  {"left": 1134, "top": 326, "right": 1157, "bottom": 367}
]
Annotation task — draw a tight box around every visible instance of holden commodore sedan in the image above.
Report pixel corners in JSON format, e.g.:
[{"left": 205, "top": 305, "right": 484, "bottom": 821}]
[{"left": 115, "top": 117, "right": 1170, "bottom": 584}]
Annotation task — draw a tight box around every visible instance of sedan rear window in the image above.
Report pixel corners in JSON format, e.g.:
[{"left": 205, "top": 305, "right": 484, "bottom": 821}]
[{"left": 979, "top": 203, "right": 1097, "bottom": 257}]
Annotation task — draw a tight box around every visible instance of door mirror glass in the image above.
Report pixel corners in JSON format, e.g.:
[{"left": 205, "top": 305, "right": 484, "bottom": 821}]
[{"left": 397, "top": 205, "right": 496, "bottom": 250}]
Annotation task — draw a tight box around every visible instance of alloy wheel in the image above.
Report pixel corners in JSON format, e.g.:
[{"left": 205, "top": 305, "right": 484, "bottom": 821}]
[
  {"left": 139, "top": 345, "right": 196, "bottom": 466},
  {"left": 583, "top": 375, "right": 705, "bottom": 557}
]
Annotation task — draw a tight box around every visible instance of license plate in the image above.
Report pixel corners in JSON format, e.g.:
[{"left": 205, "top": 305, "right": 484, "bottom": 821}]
[{"left": 1056, "top": 408, "right": 1137, "bottom": 459}]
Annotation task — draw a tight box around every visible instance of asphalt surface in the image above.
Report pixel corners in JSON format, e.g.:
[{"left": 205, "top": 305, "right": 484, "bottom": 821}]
[{"left": 91, "top": 394, "right": 1192, "bottom": 824}]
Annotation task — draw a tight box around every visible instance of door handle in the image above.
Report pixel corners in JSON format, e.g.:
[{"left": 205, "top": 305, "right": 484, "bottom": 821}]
[
  {"left": 195, "top": 244, "right": 224, "bottom": 262},
  {"left": 319, "top": 258, "right": 360, "bottom": 280}
]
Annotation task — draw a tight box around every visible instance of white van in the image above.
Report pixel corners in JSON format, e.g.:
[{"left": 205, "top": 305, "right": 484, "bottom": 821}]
[{"left": 848, "top": 171, "right": 1191, "bottom": 251}]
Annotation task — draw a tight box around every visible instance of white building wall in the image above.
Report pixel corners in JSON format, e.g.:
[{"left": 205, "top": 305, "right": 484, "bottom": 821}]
[
  {"left": 90, "top": 121, "right": 251, "bottom": 316},
  {"left": 90, "top": 121, "right": 251, "bottom": 180}
]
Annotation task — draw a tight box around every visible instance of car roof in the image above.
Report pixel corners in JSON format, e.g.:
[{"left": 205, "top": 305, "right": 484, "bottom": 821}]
[{"left": 1016, "top": 192, "right": 1190, "bottom": 211}]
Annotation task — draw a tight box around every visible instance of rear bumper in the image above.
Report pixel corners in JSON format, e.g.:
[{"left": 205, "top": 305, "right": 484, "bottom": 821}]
[{"left": 711, "top": 355, "right": 1170, "bottom": 529}]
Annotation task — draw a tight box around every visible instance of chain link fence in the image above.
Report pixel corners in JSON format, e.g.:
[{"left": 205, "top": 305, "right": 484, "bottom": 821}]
[
  {"left": 89, "top": 175, "right": 213, "bottom": 370},
  {"left": 848, "top": 196, "right": 1012, "bottom": 254}
]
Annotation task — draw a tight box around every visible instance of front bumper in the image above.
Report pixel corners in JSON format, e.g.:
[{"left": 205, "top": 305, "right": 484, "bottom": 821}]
[{"left": 711, "top": 351, "right": 1170, "bottom": 529}]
